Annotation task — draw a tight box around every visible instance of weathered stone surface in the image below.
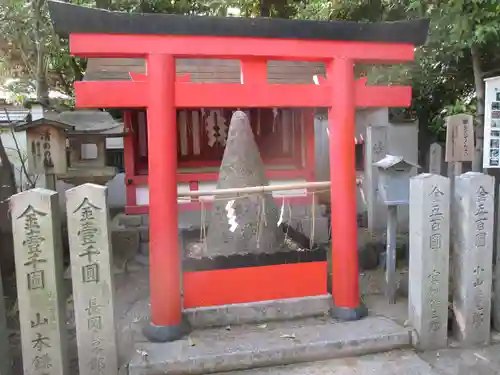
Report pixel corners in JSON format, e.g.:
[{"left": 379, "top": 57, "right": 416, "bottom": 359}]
[
  {"left": 139, "top": 227, "right": 149, "bottom": 242},
  {"left": 66, "top": 183, "right": 118, "bottom": 375},
  {"left": 451, "top": 172, "right": 494, "bottom": 347},
  {"left": 128, "top": 316, "right": 411, "bottom": 375},
  {"left": 365, "top": 125, "right": 388, "bottom": 231},
  {"left": 111, "top": 229, "right": 140, "bottom": 272},
  {"left": 10, "top": 188, "right": 69, "bottom": 375},
  {"left": 118, "top": 214, "right": 142, "bottom": 227},
  {"left": 428, "top": 143, "right": 442, "bottom": 175},
  {"left": 204, "top": 111, "right": 285, "bottom": 257},
  {"left": 408, "top": 173, "right": 450, "bottom": 350},
  {"left": 217, "top": 351, "right": 440, "bottom": 375},
  {"left": 186, "top": 295, "right": 331, "bottom": 328}
]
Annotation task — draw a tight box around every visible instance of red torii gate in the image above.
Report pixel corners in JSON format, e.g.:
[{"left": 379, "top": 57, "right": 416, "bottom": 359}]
[{"left": 49, "top": 1, "right": 428, "bottom": 342}]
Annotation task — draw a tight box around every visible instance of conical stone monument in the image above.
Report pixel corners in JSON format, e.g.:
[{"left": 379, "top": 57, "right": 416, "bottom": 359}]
[{"left": 203, "top": 111, "right": 285, "bottom": 257}]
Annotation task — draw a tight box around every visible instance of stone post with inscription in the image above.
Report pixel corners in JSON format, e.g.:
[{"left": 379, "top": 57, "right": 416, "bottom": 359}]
[
  {"left": 428, "top": 143, "right": 442, "bottom": 175},
  {"left": 66, "top": 183, "right": 118, "bottom": 375},
  {"left": 408, "top": 174, "right": 450, "bottom": 350},
  {"left": 10, "top": 188, "right": 69, "bottom": 375},
  {"left": 365, "top": 125, "right": 388, "bottom": 231},
  {"left": 451, "top": 172, "right": 494, "bottom": 347}
]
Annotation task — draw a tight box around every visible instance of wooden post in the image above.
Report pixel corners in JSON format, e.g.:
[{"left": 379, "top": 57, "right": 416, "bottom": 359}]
[{"left": 385, "top": 205, "right": 398, "bottom": 304}]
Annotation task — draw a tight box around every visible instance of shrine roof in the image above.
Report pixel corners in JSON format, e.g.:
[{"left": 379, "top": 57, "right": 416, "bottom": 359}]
[
  {"left": 48, "top": 1, "right": 429, "bottom": 46},
  {"left": 16, "top": 110, "right": 125, "bottom": 137}
]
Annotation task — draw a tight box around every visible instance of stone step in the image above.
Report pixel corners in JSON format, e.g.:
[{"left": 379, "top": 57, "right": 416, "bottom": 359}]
[
  {"left": 212, "top": 350, "right": 440, "bottom": 375},
  {"left": 128, "top": 316, "right": 412, "bottom": 375}
]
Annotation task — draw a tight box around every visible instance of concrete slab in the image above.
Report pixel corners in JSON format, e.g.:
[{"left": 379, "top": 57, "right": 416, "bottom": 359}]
[
  {"left": 128, "top": 316, "right": 412, "bottom": 375},
  {"left": 215, "top": 350, "right": 440, "bottom": 375}
]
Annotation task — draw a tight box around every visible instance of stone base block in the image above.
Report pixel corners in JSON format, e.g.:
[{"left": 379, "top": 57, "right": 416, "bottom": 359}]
[
  {"left": 128, "top": 316, "right": 411, "bottom": 375},
  {"left": 186, "top": 295, "right": 332, "bottom": 329}
]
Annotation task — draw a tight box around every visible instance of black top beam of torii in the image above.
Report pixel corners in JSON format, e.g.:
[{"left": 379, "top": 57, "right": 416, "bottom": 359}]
[{"left": 48, "top": 1, "right": 429, "bottom": 46}]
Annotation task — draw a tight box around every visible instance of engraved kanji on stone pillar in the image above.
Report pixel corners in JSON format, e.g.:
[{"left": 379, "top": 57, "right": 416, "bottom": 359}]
[
  {"left": 451, "top": 172, "right": 494, "bottom": 347},
  {"left": 66, "top": 184, "right": 118, "bottom": 375},
  {"left": 11, "top": 188, "right": 69, "bottom": 375},
  {"left": 409, "top": 174, "right": 450, "bottom": 350}
]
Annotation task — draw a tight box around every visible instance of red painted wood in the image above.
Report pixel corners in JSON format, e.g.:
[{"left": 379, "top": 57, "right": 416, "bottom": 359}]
[
  {"left": 241, "top": 59, "right": 267, "bottom": 83},
  {"left": 183, "top": 262, "right": 327, "bottom": 308},
  {"left": 74, "top": 81, "right": 411, "bottom": 108},
  {"left": 188, "top": 180, "right": 199, "bottom": 202},
  {"left": 123, "top": 111, "right": 137, "bottom": 208},
  {"left": 328, "top": 58, "right": 360, "bottom": 309},
  {"left": 147, "top": 54, "right": 182, "bottom": 326},
  {"left": 70, "top": 34, "right": 415, "bottom": 63},
  {"left": 71, "top": 30, "right": 417, "bottom": 319}
]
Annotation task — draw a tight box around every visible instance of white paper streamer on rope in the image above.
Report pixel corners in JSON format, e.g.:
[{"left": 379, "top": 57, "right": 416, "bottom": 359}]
[
  {"left": 192, "top": 110, "right": 201, "bottom": 155},
  {"left": 206, "top": 110, "right": 217, "bottom": 147},
  {"left": 206, "top": 110, "right": 228, "bottom": 147},
  {"left": 179, "top": 110, "right": 188, "bottom": 156},
  {"left": 272, "top": 108, "right": 278, "bottom": 132},
  {"left": 277, "top": 197, "right": 285, "bottom": 227},
  {"left": 225, "top": 199, "right": 238, "bottom": 232},
  {"left": 282, "top": 109, "right": 290, "bottom": 153},
  {"left": 216, "top": 110, "right": 228, "bottom": 146}
]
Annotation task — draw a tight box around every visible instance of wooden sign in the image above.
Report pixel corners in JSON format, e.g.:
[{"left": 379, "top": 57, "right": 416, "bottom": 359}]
[
  {"left": 26, "top": 125, "right": 67, "bottom": 175},
  {"left": 445, "top": 114, "right": 474, "bottom": 162}
]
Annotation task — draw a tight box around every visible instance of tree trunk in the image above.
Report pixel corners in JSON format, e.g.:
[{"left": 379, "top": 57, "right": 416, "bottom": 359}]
[
  {"left": 33, "top": 0, "right": 49, "bottom": 105},
  {"left": 260, "top": 0, "right": 271, "bottom": 17},
  {"left": 0, "top": 136, "right": 16, "bottom": 230},
  {"left": 471, "top": 43, "right": 485, "bottom": 171},
  {"left": 0, "top": 136, "right": 17, "bottom": 278}
]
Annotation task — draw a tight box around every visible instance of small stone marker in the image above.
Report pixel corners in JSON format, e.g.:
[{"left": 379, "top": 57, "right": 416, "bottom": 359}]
[
  {"left": 451, "top": 172, "right": 494, "bottom": 347},
  {"left": 10, "top": 188, "right": 69, "bottom": 375},
  {"left": 408, "top": 174, "right": 450, "bottom": 350},
  {"left": 428, "top": 143, "right": 442, "bottom": 175},
  {"left": 365, "top": 125, "right": 388, "bottom": 231},
  {"left": 66, "top": 183, "right": 118, "bottom": 375}
]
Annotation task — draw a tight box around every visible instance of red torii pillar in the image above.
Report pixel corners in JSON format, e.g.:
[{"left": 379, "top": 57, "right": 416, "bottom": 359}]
[{"left": 144, "top": 54, "right": 186, "bottom": 340}]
